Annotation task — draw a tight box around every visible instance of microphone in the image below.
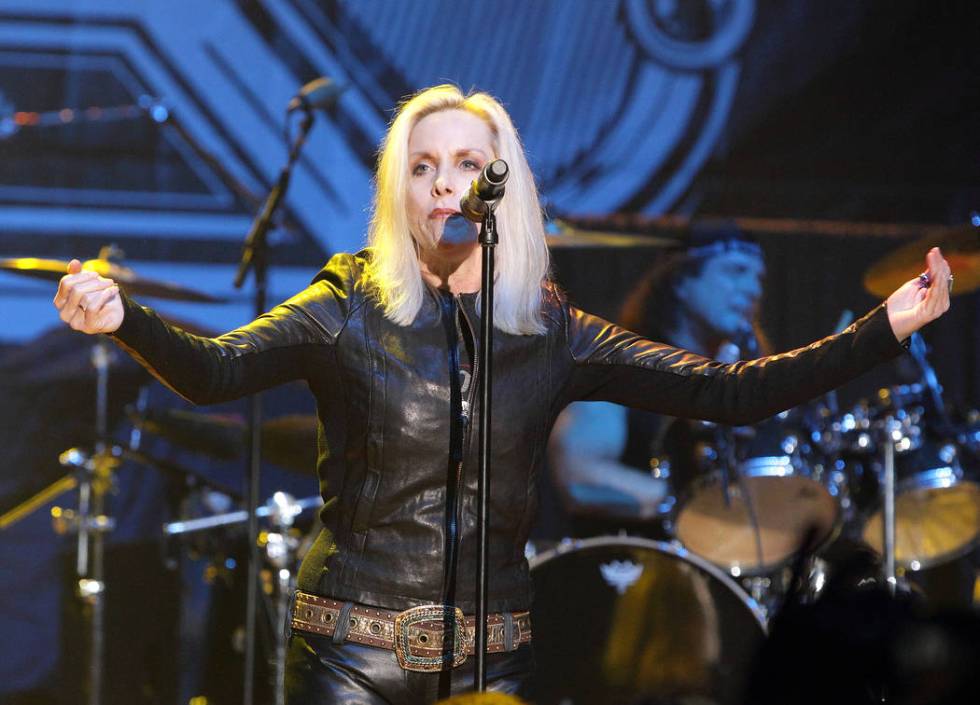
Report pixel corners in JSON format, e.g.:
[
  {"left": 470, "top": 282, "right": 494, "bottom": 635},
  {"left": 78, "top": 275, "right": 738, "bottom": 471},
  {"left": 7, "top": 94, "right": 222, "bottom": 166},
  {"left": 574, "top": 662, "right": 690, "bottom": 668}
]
[
  {"left": 460, "top": 159, "right": 508, "bottom": 222},
  {"left": 287, "top": 77, "right": 345, "bottom": 113}
]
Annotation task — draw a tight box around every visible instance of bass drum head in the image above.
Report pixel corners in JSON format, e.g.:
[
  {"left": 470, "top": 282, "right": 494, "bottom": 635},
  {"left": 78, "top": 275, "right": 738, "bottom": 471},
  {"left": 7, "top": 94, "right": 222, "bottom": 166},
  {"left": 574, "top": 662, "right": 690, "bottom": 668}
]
[{"left": 529, "top": 537, "right": 767, "bottom": 705}]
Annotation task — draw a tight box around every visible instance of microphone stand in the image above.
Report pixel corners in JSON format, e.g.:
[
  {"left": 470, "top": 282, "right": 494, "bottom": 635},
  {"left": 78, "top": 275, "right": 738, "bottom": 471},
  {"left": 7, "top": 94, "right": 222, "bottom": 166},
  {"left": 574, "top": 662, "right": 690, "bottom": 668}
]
[
  {"left": 234, "top": 108, "right": 315, "bottom": 705},
  {"left": 474, "top": 202, "right": 498, "bottom": 691}
]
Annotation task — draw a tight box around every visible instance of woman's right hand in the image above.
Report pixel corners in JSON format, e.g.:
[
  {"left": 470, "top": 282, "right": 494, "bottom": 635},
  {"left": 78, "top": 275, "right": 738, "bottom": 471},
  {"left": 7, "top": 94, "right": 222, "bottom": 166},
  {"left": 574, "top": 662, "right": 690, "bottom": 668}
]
[{"left": 54, "top": 259, "right": 124, "bottom": 334}]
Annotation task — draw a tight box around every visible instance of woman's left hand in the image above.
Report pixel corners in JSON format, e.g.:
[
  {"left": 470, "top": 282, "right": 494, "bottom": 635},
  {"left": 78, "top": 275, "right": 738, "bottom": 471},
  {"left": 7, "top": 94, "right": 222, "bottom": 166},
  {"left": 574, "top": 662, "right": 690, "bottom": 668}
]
[{"left": 885, "top": 247, "right": 952, "bottom": 342}]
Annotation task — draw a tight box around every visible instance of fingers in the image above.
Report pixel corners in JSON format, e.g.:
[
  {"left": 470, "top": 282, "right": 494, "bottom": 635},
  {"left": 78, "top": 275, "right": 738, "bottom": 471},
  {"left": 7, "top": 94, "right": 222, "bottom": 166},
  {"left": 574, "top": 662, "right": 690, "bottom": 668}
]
[
  {"left": 55, "top": 267, "right": 98, "bottom": 308},
  {"left": 54, "top": 259, "right": 85, "bottom": 307},
  {"left": 84, "top": 285, "right": 120, "bottom": 331},
  {"left": 57, "top": 276, "right": 115, "bottom": 323},
  {"left": 926, "top": 247, "right": 951, "bottom": 284},
  {"left": 921, "top": 247, "right": 951, "bottom": 321}
]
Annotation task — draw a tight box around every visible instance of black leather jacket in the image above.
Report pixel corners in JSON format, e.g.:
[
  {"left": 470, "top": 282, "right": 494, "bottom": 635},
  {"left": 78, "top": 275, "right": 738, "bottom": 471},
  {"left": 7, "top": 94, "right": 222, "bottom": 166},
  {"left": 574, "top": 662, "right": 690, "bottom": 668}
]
[{"left": 112, "top": 251, "right": 905, "bottom": 613}]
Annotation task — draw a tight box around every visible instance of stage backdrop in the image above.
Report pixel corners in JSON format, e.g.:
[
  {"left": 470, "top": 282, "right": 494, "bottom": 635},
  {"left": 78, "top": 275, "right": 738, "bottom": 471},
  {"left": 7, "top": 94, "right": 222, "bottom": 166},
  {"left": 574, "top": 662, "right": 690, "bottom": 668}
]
[{"left": 0, "top": 0, "right": 890, "bottom": 341}]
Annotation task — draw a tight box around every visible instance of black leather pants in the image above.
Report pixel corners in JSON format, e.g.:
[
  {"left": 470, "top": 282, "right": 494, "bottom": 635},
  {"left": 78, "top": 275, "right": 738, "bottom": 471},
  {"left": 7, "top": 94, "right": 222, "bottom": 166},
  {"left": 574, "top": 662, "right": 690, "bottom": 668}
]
[{"left": 285, "top": 633, "right": 534, "bottom": 704}]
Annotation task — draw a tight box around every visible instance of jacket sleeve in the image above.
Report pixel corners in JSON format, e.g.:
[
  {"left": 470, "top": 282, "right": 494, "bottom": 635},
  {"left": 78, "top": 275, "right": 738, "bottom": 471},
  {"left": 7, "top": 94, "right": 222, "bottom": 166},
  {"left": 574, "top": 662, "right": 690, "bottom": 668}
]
[
  {"left": 561, "top": 302, "right": 907, "bottom": 426},
  {"left": 109, "top": 255, "right": 356, "bottom": 405}
]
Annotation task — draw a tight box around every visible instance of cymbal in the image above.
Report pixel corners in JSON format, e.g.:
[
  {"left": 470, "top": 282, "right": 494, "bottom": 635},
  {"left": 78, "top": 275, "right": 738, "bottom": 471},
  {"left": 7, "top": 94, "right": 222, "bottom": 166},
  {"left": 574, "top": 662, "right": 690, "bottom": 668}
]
[
  {"left": 134, "top": 408, "right": 244, "bottom": 460},
  {"left": 545, "top": 220, "right": 676, "bottom": 249},
  {"left": 117, "top": 447, "right": 241, "bottom": 498},
  {"left": 863, "top": 225, "right": 980, "bottom": 298},
  {"left": 0, "top": 257, "right": 225, "bottom": 303},
  {"left": 135, "top": 408, "right": 318, "bottom": 474},
  {"left": 261, "top": 415, "right": 318, "bottom": 474},
  {"left": 0, "top": 326, "right": 148, "bottom": 389}
]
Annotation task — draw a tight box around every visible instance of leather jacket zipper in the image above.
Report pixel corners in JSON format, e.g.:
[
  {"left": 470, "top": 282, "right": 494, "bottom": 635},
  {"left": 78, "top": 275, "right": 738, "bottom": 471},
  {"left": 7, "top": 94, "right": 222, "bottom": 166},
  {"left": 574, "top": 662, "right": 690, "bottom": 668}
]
[
  {"left": 439, "top": 292, "right": 478, "bottom": 603},
  {"left": 456, "top": 295, "right": 479, "bottom": 442}
]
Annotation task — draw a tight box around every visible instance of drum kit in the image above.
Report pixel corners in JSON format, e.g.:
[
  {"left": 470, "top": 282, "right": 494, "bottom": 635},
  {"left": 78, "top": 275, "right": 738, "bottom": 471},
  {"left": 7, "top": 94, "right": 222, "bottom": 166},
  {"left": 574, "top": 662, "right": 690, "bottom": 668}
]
[
  {"left": 530, "top": 225, "right": 980, "bottom": 704},
  {"left": 0, "top": 225, "right": 977, "bottom": 704},
  {"left": 0, "top": 247, "right": 321, "bottom": 704}
]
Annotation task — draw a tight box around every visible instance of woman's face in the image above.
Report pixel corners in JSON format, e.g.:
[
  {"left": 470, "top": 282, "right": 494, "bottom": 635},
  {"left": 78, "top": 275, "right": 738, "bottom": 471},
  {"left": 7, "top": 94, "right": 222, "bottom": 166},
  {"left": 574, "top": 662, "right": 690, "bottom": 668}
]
[{"left": 406, "top": 109, "right": 495, "bottom": 259}]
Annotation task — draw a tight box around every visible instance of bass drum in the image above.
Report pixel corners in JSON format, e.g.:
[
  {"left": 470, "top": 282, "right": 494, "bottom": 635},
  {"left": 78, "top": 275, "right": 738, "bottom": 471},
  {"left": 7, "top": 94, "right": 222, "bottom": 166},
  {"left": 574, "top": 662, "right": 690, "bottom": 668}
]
[{"left": 529, "top": 537, "right": 767, "bottom": 705}]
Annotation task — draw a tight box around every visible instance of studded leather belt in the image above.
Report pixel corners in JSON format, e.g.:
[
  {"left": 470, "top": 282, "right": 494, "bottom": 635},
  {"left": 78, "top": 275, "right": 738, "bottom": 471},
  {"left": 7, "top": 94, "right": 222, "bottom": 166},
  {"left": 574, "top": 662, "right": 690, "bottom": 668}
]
[{"left": 290, "top": 590, "right": 532, "bottom": 672}]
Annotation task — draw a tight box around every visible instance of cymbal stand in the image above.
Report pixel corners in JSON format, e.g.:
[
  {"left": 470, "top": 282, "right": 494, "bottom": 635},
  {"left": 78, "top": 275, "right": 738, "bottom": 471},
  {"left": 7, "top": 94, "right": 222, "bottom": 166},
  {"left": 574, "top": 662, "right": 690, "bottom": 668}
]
[
  {"left": 162, "top": 492, "right": 314, "bottom": 704},
  {"left": 261, "top": 492, "right": 303, "bottom": 705},
  {"left": 880, "top": 415, "right": 900, "bottom": 597},
  {"left": 53, "top": 339, "right": 119, "bottom": 705}
]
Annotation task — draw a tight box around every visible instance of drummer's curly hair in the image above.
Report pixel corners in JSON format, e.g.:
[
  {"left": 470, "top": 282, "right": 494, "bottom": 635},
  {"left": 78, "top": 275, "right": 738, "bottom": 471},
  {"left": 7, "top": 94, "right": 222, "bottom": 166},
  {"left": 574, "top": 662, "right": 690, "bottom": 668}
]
[{"left": 620, "top": 248, "right": 707, "bottom": 343}]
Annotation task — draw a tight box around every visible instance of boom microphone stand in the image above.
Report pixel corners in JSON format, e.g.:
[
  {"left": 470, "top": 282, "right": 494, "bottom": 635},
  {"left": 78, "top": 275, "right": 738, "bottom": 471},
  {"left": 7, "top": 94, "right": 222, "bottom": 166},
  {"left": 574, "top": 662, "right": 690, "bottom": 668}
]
[{"left": 233, "top": 102, "right": 314, "bottom": 705}]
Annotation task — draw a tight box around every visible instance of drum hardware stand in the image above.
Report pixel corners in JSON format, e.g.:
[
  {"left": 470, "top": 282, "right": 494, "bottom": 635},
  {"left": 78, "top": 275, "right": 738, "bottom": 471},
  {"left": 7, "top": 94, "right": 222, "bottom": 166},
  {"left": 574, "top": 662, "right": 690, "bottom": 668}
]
[
  {"left": 717, "top": 425, "right": 736, "bottom": 509},
  {"left": 261, "top": 492, "right": 303, "bottom": 705},
  {"left": 723, "top": 332, "right": 767, "bottom": 581},
  {"left": 162, "top": 494, "right": 320, "bottom": 702},
  {"left": 41, "top": 338, "right": 119, "bottom": 705},
  {"left": 742, "top": 576, "right": 772, "bottom": 611},
  {"left": 876, "top": 419, "right": 899, "bottom": 705},
  {"left": 879, "top": 416, "right": 901, "bottom": 597},
  {"left": 718, "top": 425, "right": 767, "bottom": 585},
  {"left": 876, "top": 334, "right": 947, "bottom": 595}
]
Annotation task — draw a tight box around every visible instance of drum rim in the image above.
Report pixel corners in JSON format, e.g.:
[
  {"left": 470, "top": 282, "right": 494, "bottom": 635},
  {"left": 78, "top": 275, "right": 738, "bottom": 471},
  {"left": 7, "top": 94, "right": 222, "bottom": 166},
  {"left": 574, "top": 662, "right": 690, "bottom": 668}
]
[
  {"left": 737, "top": 455, "right": 798, "bottom": 477},
  {"left": 896, "top": 465, "right": 963, "bottom": 492},
  {"left": 529, "top": 535, "right": 769, "bottom": 631}
]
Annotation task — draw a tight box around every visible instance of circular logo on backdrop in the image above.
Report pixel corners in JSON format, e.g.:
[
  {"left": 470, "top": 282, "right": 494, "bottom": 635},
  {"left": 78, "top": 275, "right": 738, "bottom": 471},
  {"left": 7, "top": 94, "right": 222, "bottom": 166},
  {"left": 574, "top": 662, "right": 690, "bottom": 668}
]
[
  {"left": 335, "top": 0, "right": 757, "bottom": 216},
  {"left": 542, "top": 0, "right": 756, "bottom": 215},
  {"left": 623, "top": 0, "right": 756, "bottom": 70}
]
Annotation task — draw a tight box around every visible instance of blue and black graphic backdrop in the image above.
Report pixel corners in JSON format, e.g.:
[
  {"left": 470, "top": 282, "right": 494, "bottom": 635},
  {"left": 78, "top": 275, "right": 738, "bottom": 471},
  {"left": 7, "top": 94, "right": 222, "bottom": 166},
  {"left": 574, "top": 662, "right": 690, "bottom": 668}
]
[{"left": 0, "top": 0, "right": 978, "bottom": 697}]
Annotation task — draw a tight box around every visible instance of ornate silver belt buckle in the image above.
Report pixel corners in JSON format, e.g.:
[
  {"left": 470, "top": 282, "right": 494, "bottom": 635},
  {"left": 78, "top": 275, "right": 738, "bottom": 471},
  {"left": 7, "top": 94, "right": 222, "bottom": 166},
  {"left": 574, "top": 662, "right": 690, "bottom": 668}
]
[{"left": 393, "top": 604, "right": 468, "bottom": 672}]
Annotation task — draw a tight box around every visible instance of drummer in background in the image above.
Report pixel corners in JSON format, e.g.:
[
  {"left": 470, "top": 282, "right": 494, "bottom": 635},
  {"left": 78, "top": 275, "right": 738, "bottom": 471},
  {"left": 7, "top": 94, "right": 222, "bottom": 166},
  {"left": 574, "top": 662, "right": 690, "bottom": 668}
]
[{"left": 547, "top": 222, "right": 767, "bottom": 538}]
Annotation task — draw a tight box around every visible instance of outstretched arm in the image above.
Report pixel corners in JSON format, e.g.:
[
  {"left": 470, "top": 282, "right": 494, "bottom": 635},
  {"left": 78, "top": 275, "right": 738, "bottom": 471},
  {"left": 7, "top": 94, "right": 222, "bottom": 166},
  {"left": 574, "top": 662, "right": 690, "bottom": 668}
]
[
  {"left": 562, "top": 249, "right": 951, "bottom": 426},
  {"left": 54, "top": 259, "right": 347, "bottom": 404}
]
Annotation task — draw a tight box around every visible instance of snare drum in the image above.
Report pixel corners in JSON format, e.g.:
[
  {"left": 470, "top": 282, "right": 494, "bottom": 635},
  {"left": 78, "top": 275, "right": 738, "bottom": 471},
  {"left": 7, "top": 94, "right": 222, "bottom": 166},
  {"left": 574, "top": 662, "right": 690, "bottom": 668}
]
[
  {"left": 672, "top": 415, "right": 843, "bottom": 575},
  {"left": 529, "top": 537, "right": 766, "bottom": 705}
]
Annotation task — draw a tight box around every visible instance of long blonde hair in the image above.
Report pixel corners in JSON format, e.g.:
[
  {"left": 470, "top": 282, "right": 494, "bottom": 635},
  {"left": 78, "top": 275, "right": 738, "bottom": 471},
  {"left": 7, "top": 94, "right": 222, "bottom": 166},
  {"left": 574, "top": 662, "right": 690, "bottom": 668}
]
[{"left": 368, "top": 84, "right": 550, "bottom": 335}]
